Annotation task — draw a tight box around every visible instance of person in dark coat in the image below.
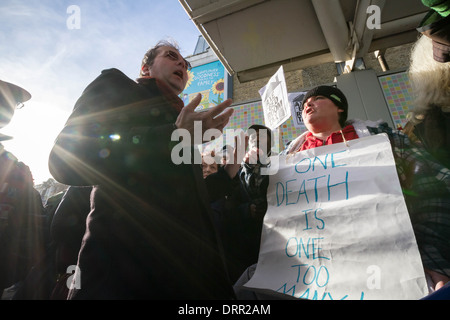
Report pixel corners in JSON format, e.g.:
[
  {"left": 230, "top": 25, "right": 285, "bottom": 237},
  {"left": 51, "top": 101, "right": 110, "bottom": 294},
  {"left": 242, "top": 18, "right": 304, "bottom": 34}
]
[
  {"left": 47, "top": 186, "right": 92, "bottom": 299},
  {"left": 48, "top": 39, "right": 235, "bottom": 300},
  {"left": 206, "top": 125, "right": 272, "bottom": 284},
  {"left": 0, "top": 80, "right": 47, "bottom": 299}
]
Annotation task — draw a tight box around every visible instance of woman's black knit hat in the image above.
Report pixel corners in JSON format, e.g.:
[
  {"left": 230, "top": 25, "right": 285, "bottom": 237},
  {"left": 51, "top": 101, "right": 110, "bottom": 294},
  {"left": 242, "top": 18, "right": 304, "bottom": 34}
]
[{"left": 301, "top": 85, "right": 348, "bottom": 127}]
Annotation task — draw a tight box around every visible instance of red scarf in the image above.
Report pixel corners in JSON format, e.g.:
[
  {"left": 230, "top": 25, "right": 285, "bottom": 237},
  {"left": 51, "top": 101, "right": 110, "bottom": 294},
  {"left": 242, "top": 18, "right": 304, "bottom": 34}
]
[{"left": 299, "top": 124, "right": 359, "bottom": 151}]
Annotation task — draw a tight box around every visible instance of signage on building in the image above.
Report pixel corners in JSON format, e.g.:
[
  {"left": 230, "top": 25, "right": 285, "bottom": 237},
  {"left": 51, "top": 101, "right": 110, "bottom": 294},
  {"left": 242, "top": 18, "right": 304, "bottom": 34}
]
[{"left": 180, "top": 60, "right": 229, "bottom": 112}]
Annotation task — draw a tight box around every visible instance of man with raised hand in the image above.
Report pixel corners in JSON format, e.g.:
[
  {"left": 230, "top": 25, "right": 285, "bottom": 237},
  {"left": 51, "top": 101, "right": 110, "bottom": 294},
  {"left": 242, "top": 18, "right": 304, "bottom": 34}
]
[{"left": 49, "top": 39, "right": 235, "bottom": 300}]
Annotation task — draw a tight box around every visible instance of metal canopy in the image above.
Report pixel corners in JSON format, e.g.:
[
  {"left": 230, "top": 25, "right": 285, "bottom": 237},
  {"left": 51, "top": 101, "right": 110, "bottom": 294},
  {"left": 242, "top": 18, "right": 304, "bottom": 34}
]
[{"left": 179, "top": 0, "right": 428, "bottom": 82}]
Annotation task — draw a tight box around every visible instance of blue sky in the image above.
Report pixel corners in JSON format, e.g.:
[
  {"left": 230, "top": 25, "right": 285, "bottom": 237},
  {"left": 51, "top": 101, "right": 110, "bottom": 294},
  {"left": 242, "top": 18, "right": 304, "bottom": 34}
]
[{"left": 0, "top": 0, "right": 201, "bottom": 184}]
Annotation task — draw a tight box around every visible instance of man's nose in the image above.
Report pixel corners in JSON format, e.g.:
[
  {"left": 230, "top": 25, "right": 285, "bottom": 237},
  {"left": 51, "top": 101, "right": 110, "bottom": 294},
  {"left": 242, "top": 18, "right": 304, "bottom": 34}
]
[
  {"left": 176, "top": 58, "right": 188, "bottom": 70},
  {"left": 305, "top": 97, "right": 315, "bottom": 106}
]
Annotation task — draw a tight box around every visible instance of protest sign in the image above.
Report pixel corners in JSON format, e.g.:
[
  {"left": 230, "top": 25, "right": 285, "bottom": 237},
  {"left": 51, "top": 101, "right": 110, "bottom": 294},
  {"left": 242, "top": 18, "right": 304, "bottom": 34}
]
[
  {"left": 260, "top": 66, "right": 291, "bottom": 131},
  {"left": 243, "top": 134, "right": 428, "bottom": 300},
  {"left": 288, "top": 92, "right": 307, "bottom": 129}
]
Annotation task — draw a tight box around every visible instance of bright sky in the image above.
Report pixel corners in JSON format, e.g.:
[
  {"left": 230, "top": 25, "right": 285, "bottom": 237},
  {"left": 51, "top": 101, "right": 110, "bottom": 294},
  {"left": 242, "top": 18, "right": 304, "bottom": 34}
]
[{"left": 0, "top": 0, "right": 201, "bottom": 185}]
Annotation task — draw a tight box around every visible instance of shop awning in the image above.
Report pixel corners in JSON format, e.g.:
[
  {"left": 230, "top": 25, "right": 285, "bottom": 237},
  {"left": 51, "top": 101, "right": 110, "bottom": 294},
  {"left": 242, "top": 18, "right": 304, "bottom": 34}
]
[{"left": 179, "top": 0, "right": 428, "bottom": 82}]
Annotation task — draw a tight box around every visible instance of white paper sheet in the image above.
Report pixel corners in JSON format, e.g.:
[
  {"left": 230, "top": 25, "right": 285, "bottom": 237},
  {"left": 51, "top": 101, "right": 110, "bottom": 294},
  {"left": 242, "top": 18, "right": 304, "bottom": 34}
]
[
  {"left": 260, "top": 66, "right": 291, "bottom": 131},
  {"left": 244, "top": 134, "right": 428, "bottom": 300}
]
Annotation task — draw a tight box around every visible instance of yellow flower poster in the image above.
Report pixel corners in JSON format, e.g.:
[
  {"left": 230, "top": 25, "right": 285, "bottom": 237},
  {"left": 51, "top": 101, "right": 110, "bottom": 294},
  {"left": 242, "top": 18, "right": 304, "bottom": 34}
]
[{"left": 180, "top": 60, "right": 228, "bottom": 112}]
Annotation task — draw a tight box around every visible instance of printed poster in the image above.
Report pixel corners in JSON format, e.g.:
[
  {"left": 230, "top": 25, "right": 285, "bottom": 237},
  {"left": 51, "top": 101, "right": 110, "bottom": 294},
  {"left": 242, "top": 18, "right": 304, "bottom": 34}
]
[{"left": 180, "top": 60, "right": 227, "bottom": 112}]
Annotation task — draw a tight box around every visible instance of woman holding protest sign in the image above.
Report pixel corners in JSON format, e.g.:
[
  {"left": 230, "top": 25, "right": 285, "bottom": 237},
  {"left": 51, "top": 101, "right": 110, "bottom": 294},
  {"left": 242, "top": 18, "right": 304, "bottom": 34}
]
[{"left": 235, "top": 85, "right": 449, "bottom": 299}]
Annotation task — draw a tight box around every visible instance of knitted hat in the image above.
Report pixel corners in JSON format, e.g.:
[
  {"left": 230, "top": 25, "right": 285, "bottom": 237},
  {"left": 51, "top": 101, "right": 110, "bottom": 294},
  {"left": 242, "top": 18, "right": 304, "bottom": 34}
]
[
  {"left": 421, "top": 0, "right": 450, "bottom": 17},
  {"left": 417, "top": 0, "right": 450, "bottom": 62},
  {"left": 301, "top": 85, "right": 348, "bottom": 127}
]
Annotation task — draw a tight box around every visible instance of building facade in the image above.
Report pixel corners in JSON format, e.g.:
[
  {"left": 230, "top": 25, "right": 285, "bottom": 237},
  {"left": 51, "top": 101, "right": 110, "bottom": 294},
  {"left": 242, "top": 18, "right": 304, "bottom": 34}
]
[{"left": 184, "top": 36, "right": 416, "bottom": 152}]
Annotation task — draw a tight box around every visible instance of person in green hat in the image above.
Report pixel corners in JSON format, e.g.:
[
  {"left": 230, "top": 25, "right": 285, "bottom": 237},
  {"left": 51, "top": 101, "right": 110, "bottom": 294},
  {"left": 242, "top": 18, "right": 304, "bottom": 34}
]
[
  {"left": 417, "top": 0, "right": 450, "bottom": 62},
  {"left": 403, "top": 0, "right": 450, "bottom": 169},
  {"left": 404, "top": 33, "right": 450, "bottom": 169}
]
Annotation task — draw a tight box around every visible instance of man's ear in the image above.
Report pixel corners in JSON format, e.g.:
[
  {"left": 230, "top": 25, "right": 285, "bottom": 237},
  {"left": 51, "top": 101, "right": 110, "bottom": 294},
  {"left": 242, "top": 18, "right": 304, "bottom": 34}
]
[
  {"left": 337, "top": 108, "right": 344, "bottom": 113},
  {"left": 141, "top": 64, "right": 150, "bottom": 76}
]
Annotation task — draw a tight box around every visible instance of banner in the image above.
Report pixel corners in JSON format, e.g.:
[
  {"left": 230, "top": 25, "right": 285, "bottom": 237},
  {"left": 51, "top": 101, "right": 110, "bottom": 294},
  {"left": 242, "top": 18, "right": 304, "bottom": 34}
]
[{"left": 243, "top": 134, "right": 428, "bottom": 300}]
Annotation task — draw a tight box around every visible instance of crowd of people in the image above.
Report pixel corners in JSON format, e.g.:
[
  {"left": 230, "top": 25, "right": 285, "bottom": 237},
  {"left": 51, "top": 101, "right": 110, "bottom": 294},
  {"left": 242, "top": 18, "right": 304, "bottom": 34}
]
[{"left": 0, "top": 0, "right": 449, "bottom": 300}]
